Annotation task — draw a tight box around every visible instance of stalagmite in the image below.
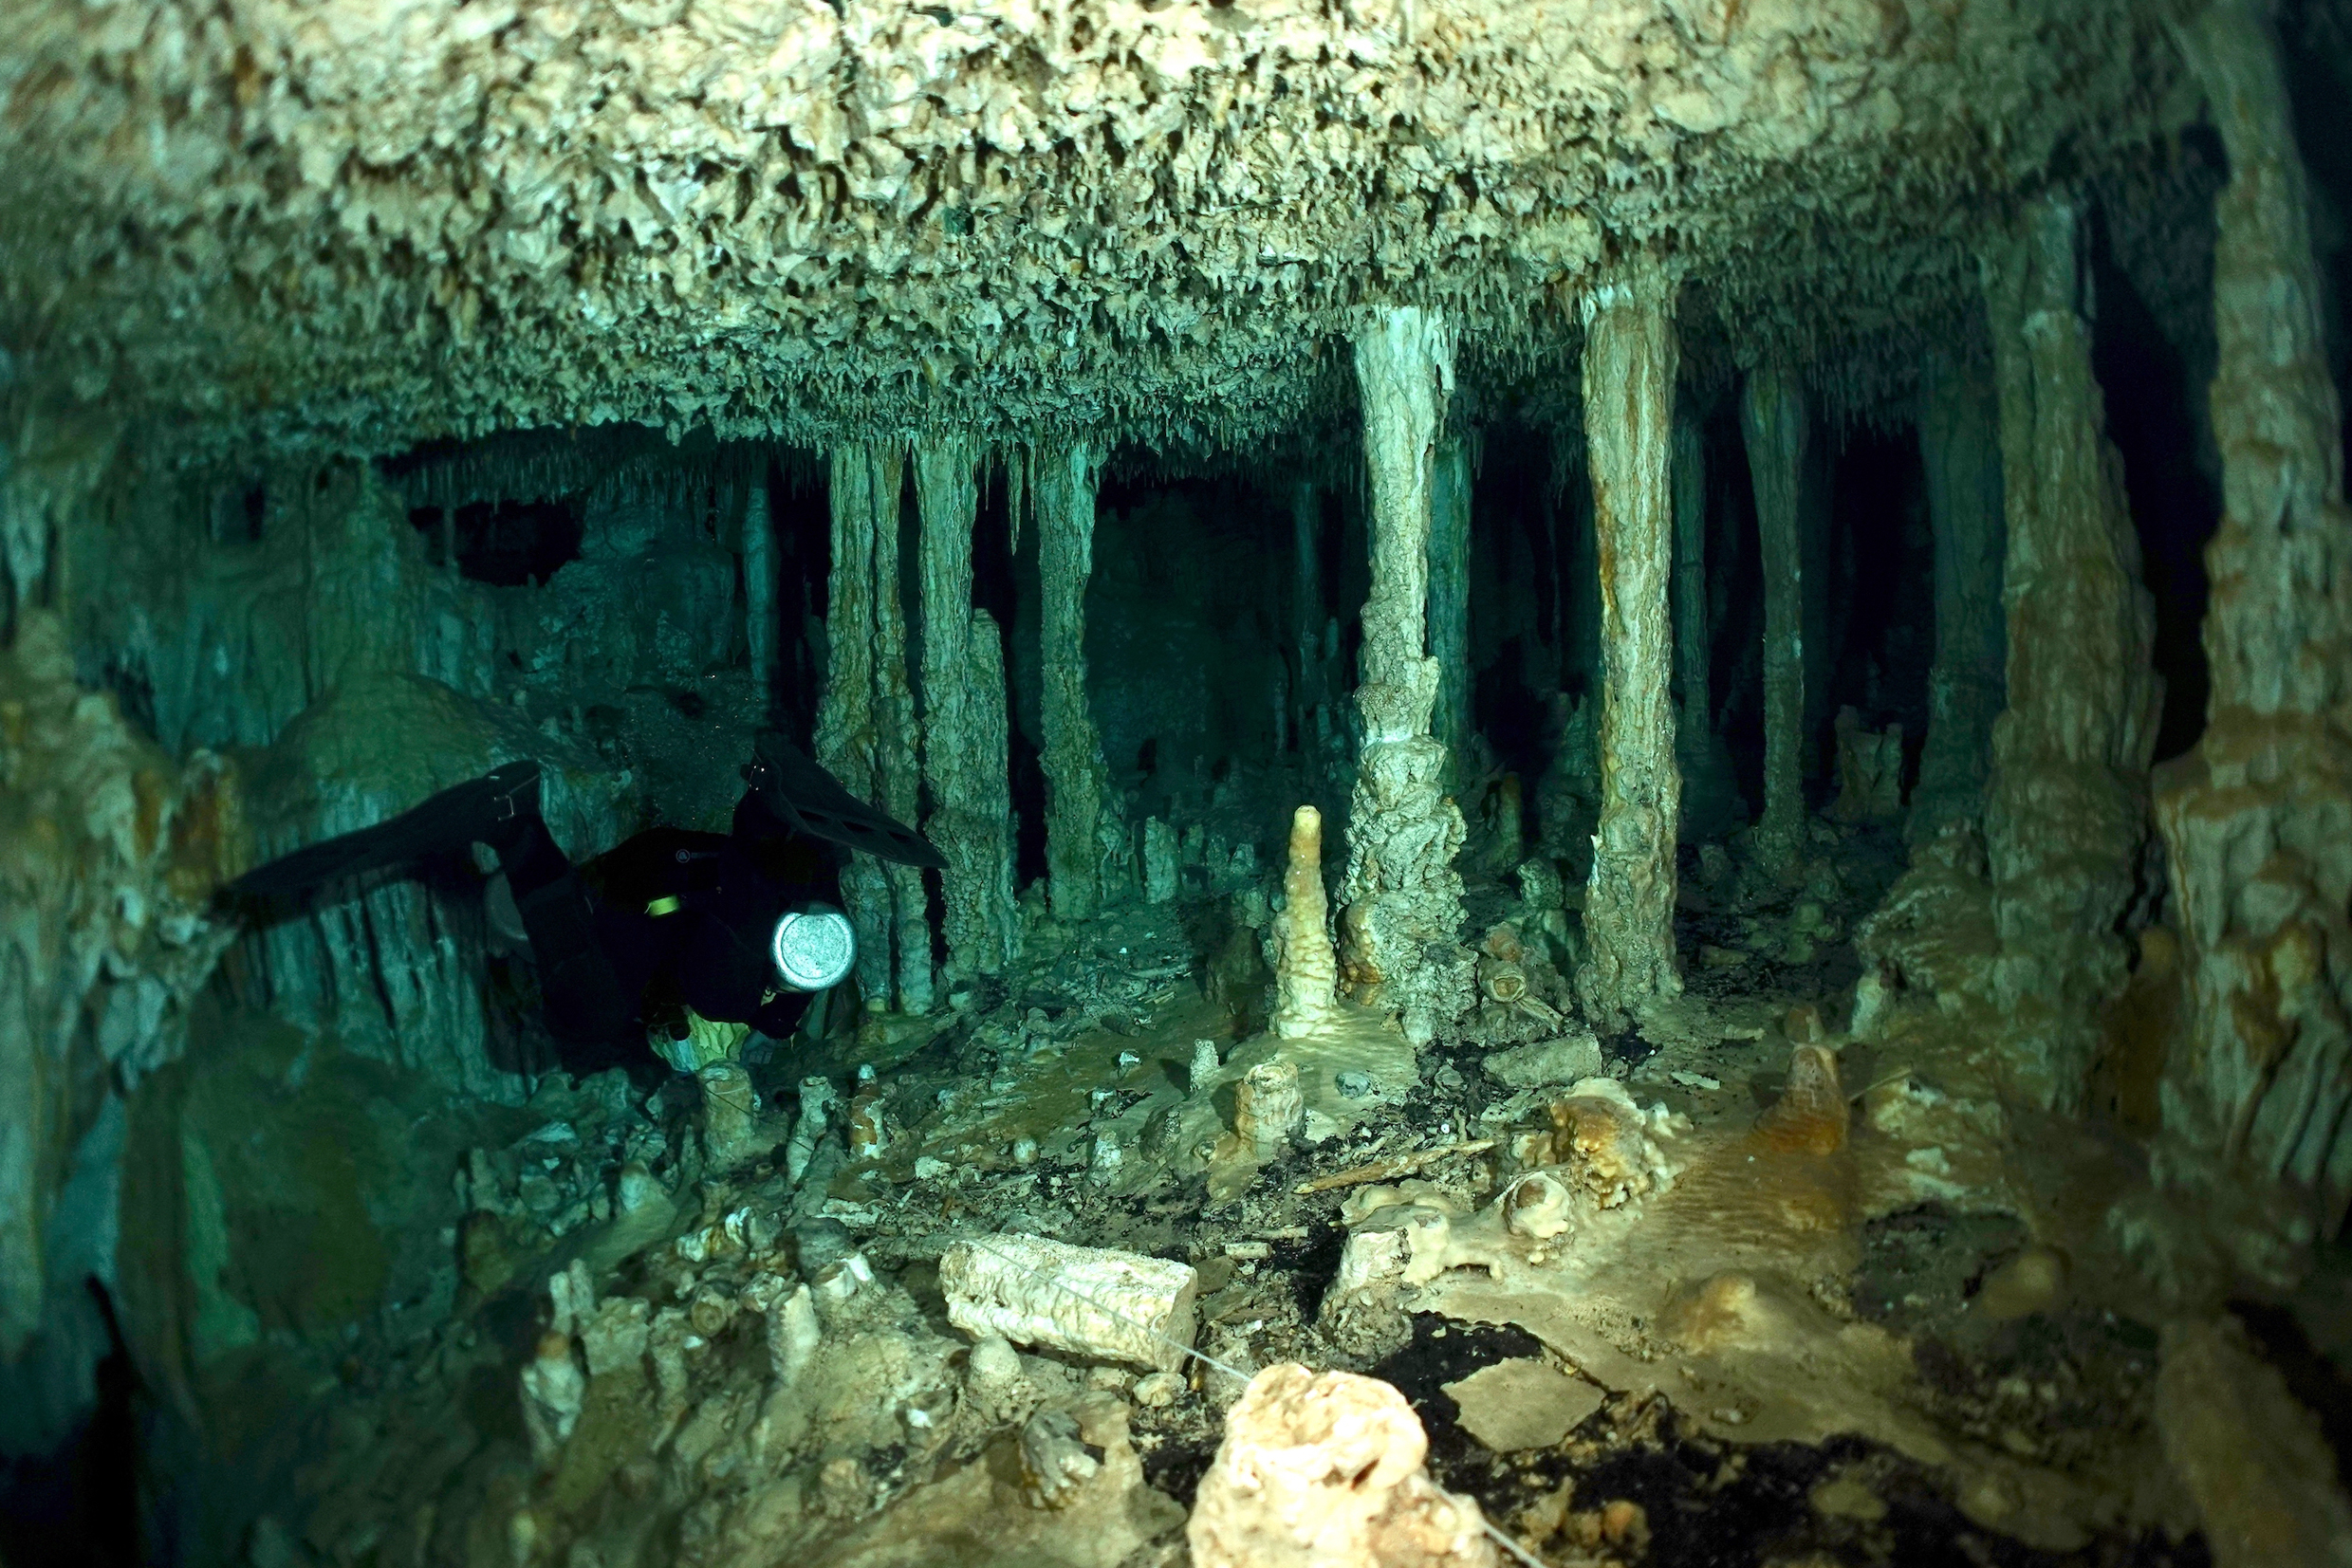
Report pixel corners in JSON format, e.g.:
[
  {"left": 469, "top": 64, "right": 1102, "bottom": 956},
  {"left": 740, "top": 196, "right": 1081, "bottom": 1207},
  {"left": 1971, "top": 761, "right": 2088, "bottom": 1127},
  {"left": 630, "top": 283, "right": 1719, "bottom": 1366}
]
[
  {"left": 1742, "top": 362, "right": 1810, "bottom": 873},
  {"left": 1575, "top": 258, "right": 1683, "bottom": 1023},
  {"left": 1340, "top": 308, "right": 1472, "bottom": 1044},
  {"left": 1429, "top": 435, "right": 1474, "bottom": 777},
  {"left": 1979, "top": 194, "right": 2161, "bottom": 1111},
  {"left": 1035, "top": 441, "right": 1123, "bottom": 923},
  {"left": 817, "top": 443, "right": 899, "bottom": 1011},
  {"left": 741, "top": 477, "right": 778, "bottom": 720},
  {"left": 1911, "top": 347, "right": 2008, "bottom": 844},
  {"left": 2154, "top": 0, "right": 2352, "bottom": 1226},
  {"left": 917, "top": 438, "right": 1016, "bottom": 979},
  {"left": 1271, "top": 805, "right": 1337, "bottom": 1038}
]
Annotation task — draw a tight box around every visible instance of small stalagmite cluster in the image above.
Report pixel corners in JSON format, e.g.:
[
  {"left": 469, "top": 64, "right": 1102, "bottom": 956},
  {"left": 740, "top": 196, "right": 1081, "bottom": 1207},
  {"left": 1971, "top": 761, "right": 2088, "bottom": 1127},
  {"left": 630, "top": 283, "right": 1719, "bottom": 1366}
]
[{"left": 3, "top": 0, "right": 2351, "bottom": 1564}]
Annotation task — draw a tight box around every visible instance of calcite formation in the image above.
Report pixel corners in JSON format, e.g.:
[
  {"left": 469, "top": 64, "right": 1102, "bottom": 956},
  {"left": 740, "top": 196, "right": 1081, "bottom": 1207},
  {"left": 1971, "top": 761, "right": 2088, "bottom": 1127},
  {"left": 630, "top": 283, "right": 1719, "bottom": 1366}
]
[
  {"left": 2152, "top": 0, "right": 2352, "bottom": 1238},
  {"left": 1036, "top": 441, "right": 1124, "bottom": 923},
  {"left": 1574, "top": 256, "right": 1682, "bottom": 1024},
  {"left": 817, "top": 443, "right": 906, "bottom": 1008},
  {"left": 1741, "top": 361, "right": 1811, "bottom": 874},
  {"left": 1340, "top": 307, "right": 1471, "bottom": 1045},
  {"left": 0, "top": 0, "right": 2183, "bottom": 456},
  {"left": 1189, "top": 1364, "right": 1498, "bottom": 1568},
  {"left": 939, "top": 1232, "right": 1199, "bottom": 1374},
  {"left": 1270, "top": 804, "right": 1337, "bottom": 1039},
  {"left": 0, "top": 612, "right": 237, "bottom": 1357},
  {"left": 1911, "top": 345, "right": 2008, "bottom": 846},
  {"left": 1979, "top": 194, "right": 2162, "bottom": 1112},
  {"left": 917, "top": 436, "right": 1021, "bottom": 979}
]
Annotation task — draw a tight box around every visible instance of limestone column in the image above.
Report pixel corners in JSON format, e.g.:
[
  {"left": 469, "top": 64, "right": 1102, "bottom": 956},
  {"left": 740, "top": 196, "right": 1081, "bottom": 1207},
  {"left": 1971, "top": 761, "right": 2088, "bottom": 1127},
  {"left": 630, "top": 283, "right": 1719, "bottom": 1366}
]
[
  {"left": 1291, "top": 480, "right": 1326, "bottom": 750},
  {"left": 869, "top": 456, "right": 933, "bottom": 1014},
  {"left": 917, "top": 437, "right": 1017, "bottom": 979},
  {"left": 1742, "top": 362, "right": 1810, "bottom": 871},
  {"left": 1671, "top": 408, "right": 1741, "bottom": 838},
  {"left": 1909, "top": 346, "right": 2008, "bottom": 845},
  {"left": 1339, "top": 307, "right": 1471, "bottom": 1043},
  {"left": 1575, "top": 259, "right": 1683, "bottom": 1024},
  {"left": 816, "top": 444, "right": 895, "bottom": 1009},
  {"left": 1428, "top": 435, "right": 1474, "bottom": 776},
  {"left": 1979, "top": 194, "right": 2161, "bottom": 1112},
  {"left": 1035, "top": 441, "right": 1122, "bottom": 923},
  {"left": 743, "top": 478, "right": 778, "bottom": 717},
  {"left": 1671, "top": 415, "right": 1710, "bottom": 738},
  {"left": 2155, "top": 0, "right": 2352, "bottom": 1216}
]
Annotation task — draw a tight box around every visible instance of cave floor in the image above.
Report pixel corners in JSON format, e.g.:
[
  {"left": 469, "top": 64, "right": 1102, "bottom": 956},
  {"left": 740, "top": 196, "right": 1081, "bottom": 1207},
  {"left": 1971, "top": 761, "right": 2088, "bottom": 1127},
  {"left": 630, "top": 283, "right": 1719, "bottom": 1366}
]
[{"left": 232, "top": 821, "right": 2220, "bottom": 1568}]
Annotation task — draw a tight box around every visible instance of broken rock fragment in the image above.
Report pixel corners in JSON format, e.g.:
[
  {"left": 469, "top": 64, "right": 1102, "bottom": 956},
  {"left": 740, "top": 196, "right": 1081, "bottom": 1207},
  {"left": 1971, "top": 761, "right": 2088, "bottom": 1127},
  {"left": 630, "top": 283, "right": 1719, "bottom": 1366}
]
[
  {"left": 1189, "top": 1363, "right": 1499, "bottom": 1568},
  {"left": 940, "top": 1233, "right": 1199, "bottom": 1374}
]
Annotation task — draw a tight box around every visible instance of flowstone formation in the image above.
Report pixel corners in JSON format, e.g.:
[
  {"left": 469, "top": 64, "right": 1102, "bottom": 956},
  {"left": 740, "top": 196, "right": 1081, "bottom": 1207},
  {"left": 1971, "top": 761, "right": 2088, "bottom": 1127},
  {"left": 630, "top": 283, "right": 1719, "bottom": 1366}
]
[{"left": 7, "top": 0, "right": 2352, "bottom": 1564}]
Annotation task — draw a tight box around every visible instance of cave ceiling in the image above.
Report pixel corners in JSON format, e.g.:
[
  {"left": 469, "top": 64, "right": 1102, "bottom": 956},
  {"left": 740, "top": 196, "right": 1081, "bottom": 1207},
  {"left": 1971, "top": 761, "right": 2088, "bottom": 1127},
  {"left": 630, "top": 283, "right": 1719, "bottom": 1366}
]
[{"left": 0, "top": 0, "right": 2195, "bottom": 458}]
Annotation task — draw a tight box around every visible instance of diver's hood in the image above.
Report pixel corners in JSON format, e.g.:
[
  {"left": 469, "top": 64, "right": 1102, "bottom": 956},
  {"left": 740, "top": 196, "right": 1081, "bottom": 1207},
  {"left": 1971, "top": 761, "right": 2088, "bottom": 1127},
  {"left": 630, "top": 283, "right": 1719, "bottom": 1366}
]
[{"left": 747, "top": 730, "right": 949, "bottom": 871}]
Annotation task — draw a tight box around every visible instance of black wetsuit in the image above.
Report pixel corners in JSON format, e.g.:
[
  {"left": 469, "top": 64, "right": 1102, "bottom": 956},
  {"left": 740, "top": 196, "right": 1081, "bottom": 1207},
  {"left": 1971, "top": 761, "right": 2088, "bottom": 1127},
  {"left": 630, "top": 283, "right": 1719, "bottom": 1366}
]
[{"left": 564, "top": 790, "right": 842, "bottom": 1043}]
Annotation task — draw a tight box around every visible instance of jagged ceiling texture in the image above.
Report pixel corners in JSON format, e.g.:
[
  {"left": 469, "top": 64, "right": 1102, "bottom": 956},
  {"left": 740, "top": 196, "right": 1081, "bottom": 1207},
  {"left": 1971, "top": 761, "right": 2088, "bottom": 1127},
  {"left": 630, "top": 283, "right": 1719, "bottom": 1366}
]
[{"left": 1, "top": 0, "right": 2189, "bottom": 453}]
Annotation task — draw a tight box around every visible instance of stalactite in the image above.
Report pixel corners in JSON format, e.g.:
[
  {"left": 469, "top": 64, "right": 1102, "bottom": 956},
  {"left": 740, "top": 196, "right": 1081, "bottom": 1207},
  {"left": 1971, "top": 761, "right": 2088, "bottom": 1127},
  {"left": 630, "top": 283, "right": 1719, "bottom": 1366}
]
[
  {"left": 1428, "top": 435, "right": 1473, "bottom": 779},
  {"left": 1979, "top": 194, "right": 2161, "bottom": 1113},
  {"left": 1910, "top": 346, "right": 2007, "bottom": 845},
  {"left": 743, "top": 478, "right": 777, "bottom": 718},
  {"left": 817, "top": 443, "right": 895, "bottom": 1011},
  {"left": 1575, "top": 258, "right": 1683, "bottom": 1024},
  {"left": 1340, "top": 306, "right": 1471, "bottom": 1045},
  {"left": 917, "top": 437, "right": 1017, "bottom": 979},
  {"left": 2154, "top": 0, "right": 2352, "bottom": 1228},
  {"left": 1035, "top": 440, "right": 1122, "bottom": 923},
  {"left": 1742, "top": 362, "right": 1810, "bottom": 872}
]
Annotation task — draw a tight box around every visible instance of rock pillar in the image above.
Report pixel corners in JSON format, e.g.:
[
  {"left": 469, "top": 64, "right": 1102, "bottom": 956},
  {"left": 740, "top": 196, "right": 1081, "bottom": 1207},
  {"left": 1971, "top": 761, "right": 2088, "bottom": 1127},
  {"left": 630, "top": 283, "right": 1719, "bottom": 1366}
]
[
  {"left": 1980, "top": 194, "right": 2161, "bottom": 1110},
  {"left": 917, "top": 437, "right": 1018, "bottom": 979},
  {"left": 743, "top": 478, "right": 778, "bottom": 717},
  {"left": 2154, "top": 0, "right": 2352, "bottom": 1221},
  {"left": 1672, "top": 415, "right": 1710, "bottom": 740},
  {"left": 1339, "top": 307, "right": 1471, "bottom": 1044},
  {"left": 1741, "top": 363, "right": 1810, "bottom": 872},
  {"left": 1575, "top": 259, "right": 1683, "bottom": 1024},
  {"left": 1672, "top": 408, "right": 1742, "bottom": 839},
  {"left": 817, "top": 444, "right": 917, "bottom": 1011},
  {"left": 1910, "top": 347, "right": 2009, "bottom": 845},
  {"left": 1035, "top": 441, "right": 1123, "bottom": 923},
  {"left": 1428, "top": 435, "right": 1474, "bottom": 777}
]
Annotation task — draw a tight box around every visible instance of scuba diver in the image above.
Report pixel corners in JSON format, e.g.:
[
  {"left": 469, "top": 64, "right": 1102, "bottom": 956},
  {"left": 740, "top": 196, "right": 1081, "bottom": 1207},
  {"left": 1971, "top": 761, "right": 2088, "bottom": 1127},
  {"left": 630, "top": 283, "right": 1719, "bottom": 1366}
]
[{"left": 227, "top": 730, "right": 945, "bottom": 1054}]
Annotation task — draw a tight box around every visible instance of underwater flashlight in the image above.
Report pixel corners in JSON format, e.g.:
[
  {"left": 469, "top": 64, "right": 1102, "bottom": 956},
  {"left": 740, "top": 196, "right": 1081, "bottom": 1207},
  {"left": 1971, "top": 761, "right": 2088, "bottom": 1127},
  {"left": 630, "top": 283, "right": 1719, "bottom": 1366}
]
[{"left": 770, "top": 905, "right": 856, "bottom": 992}]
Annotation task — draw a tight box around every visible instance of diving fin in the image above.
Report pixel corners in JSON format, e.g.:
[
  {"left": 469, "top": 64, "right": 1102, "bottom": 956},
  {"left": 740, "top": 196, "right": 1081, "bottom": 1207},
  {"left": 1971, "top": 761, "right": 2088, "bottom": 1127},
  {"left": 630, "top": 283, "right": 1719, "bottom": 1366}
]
[
  {"left": 226, "top": 761, "right": 545, "bottom": 900},
  {"left": 746, "top": 730, "right": 948, "bottom": 870}
]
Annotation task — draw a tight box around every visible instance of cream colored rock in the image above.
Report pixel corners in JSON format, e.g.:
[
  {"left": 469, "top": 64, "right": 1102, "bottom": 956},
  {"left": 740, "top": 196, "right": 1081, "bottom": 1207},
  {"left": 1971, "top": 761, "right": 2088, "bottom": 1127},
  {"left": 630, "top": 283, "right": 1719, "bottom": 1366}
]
[
  {"left": 1270, "top": 806, "right": 1338, "bottom": 1039},
  {"left": 1189, "top": 1363, "right": 1498, "bottom": 1568},
  {"left": 1575, "top": 255, "right": 1684, "bottom": 1024},
  {"left": 940, "top": 1233, "right": 1198, "bottom": 1374},
  {"left": 1234, "top": 1059, "right": 1306, "bottom": 1154},
  {"left": 1340, "top": 307, "right": 1472, "bottom": 1045}
]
